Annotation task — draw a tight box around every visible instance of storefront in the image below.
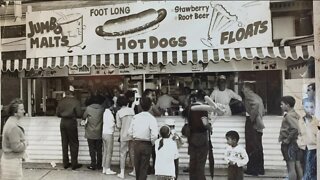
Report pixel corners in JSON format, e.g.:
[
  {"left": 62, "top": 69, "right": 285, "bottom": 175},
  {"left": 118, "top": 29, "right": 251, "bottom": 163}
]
[{"left": 0, "top": 1, "right": 315, "bottom": 169}]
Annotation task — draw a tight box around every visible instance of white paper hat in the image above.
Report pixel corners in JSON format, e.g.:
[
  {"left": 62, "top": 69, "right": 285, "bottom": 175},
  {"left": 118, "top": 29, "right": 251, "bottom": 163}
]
[{"left": 69, "top": 85, "right": 75, "bottom": 92}]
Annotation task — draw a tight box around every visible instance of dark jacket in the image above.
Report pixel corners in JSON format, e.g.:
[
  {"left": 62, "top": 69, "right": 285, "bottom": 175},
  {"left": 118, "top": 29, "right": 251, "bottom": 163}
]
[
  {"left": 56, "top": 96, "right": 82, "bottom": 119},
  {"left": 278, "top": 109, "right": 300, "bottom": 144},
  {"left": 243, "top": 89, "right": 265, "bottom": 132}
]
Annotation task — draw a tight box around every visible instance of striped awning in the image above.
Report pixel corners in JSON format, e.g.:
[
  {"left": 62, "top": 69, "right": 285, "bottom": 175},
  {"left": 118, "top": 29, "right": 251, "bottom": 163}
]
[{"left": 2, "top": 45, "right": 314, "bottom": 72}]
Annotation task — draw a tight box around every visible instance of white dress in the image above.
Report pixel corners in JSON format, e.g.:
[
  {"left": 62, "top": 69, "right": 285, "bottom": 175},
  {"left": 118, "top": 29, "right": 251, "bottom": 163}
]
[{"left": 155, "top": 138, "right": 179, "bottom": 177}]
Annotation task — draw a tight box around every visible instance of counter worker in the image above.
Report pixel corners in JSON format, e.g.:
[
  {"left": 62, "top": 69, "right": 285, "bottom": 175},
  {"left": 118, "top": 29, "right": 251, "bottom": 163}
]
[
  {"left": 156, "top": 87, "right": 179, "bottom": 115},
  {"left": 135, "top": 89, "right": 161, "bottom": 117},
  {"left": 210, "top": 75, "right": 242, "bottom": 116},
  {"left": 56, "top": 85, "right": 83, "bottom": 170}
]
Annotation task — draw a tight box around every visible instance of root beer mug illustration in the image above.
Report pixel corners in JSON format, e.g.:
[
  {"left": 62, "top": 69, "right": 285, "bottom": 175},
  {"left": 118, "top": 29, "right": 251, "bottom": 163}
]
[
  {"left": 57, "top": 13, "right": 86, "bottom": 53},
  {"left": 201, "top": 2, "right": 242, "bottom": 47}
]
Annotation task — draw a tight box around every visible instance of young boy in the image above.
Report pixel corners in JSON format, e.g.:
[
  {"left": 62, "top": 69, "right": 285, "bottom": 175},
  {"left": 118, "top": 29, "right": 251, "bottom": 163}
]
[
  {"left": 279, "top": 96, "right": 303, "bottom": 180},
  {"left": 297, "top": 98, "right": 317, "bottom": 180},
  {"left": 225, "top": 130, "right": 248, "bottom": 180}
]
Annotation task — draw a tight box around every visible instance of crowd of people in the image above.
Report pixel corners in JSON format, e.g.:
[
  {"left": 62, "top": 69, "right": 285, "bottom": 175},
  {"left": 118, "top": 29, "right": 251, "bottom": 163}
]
[{"left": 0, "top": 78, "right": 318, "bottom": 180}]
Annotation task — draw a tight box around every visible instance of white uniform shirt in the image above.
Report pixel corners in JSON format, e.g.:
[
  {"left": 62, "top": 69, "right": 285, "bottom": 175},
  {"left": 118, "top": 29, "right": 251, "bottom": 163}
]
[
  {"left": 128, "top": 111, "right": 158, "bottom": 144},
  {"left": 210, "top": 89, "right": 242, "bottom": 116},
  {"left": 224, "top": 144, "right": 248, "bottom": 167},
  {"left": 155, "top": 138, "right": 179, "bottom": 177}
]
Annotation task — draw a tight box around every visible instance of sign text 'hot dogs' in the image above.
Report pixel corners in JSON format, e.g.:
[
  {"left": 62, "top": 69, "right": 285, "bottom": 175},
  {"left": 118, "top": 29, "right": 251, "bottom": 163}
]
[{"left": 117, "top": 36, "right": 187, "bottom": 50}]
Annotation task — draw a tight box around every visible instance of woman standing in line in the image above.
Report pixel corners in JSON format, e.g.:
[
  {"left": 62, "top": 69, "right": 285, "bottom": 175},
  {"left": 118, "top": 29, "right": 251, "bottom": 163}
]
[{"left": 1, "top": 99, "right": 27, "bottom": 180}]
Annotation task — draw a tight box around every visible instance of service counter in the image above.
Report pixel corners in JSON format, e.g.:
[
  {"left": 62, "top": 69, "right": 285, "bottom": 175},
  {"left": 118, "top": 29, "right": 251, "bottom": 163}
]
[{"left": 20, "top": 115, "right": 285, "bottom": 169}]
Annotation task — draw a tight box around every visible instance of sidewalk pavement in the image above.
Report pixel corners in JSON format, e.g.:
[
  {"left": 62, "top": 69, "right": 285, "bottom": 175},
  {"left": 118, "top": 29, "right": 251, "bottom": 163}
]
[{"left": 21, "top": 163, "right": 287, "bottom": 180}]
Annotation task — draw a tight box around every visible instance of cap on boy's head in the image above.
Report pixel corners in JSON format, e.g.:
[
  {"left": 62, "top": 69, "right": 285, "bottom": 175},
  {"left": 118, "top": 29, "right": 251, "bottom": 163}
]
[
  {"left": 69, "top": 85, "right": 75, "bottom": 92},
  {"left": 165, "top": 118, "right": 175, "bottom": 126}
]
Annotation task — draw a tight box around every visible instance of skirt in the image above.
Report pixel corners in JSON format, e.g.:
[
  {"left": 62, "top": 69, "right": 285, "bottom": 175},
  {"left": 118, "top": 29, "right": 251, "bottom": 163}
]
[{"left": 0, "top": 155, "right": 23, "bottom": 180}]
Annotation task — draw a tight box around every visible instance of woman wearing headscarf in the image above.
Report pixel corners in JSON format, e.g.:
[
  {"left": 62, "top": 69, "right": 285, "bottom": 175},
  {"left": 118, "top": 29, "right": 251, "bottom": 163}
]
[{"left": 1, "top": 98, "right": 27, "bottom": 180}]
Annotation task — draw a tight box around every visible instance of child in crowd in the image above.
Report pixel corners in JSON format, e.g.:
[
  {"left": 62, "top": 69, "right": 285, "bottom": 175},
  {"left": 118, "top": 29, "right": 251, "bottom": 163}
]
[
  {"left": 155, "top": 125, "right": 179, "bottom": 180},
  {"left": 224, "top": 130, "right": 248, "bottom": 180},
  {"left": 297, "top": 98, "right": 317, "bottom": 180},
  {"left": 115, "top": 95, "right": 136, "bottom": 178},
  {"left": 165, "top": 119, "right": 185, "bottom": 180},
  {"left": 279, "top": 96, "right": 303, "bottom": 180}
]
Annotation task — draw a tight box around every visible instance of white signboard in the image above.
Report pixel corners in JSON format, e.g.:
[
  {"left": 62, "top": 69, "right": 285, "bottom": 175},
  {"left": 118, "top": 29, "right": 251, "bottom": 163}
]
[{"left": 26, "top": 1, "right": 272, "bottom": 58}]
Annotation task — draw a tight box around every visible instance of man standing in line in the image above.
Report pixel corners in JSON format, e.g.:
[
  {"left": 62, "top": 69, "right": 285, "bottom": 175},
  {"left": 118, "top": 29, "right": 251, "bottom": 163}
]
[
  {"left": 129, "top": 96, "right": 158, "bottom": 180},
  {"left": 242, "top": 83, "right": 265, "bottom": 176},
  {"left": 56, "top": 85, "right": 83, "bottom": 170}
]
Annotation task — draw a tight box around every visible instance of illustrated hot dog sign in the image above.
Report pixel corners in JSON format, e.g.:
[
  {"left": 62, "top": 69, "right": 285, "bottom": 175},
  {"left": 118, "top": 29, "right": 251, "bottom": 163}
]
[{"left": 26, "top": 1, "right": 272, "bottom": 58}]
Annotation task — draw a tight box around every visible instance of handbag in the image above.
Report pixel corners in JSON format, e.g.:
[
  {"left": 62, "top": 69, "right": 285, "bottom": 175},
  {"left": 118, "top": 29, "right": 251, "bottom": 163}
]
[
  {"left": 181, "top": 106, "right": 191, "bottom": 137},
  {"left": 181, "top": 123, "right": 190, "bottom": 138}
]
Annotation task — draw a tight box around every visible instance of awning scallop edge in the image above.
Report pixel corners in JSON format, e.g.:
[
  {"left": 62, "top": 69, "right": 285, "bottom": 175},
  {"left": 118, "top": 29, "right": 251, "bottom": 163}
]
[{"left": 1, "top": 45, "right": 314, "bottom": 72}]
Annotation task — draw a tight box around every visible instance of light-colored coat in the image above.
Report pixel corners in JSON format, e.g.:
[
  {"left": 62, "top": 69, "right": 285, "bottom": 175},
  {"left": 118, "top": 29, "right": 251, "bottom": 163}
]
[{"left": 297, "top": 116, "right": 318, "bottom": 150}]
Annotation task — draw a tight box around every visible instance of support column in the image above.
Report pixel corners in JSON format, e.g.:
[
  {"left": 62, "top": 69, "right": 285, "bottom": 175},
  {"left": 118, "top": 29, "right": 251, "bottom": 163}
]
[
  {"left": 313, "top": 2, "right": 320, "bottom": 180},
  {"left": 42, "top": 79, "right": 46, "bottom": 114},
  {"left": 27, "top": 79, "right": 32, "bottom": 116}
]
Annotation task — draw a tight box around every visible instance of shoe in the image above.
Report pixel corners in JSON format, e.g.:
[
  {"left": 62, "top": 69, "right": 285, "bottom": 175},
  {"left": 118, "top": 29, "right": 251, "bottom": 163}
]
[
  {"left": 63, "top": 163, "right": 71, "bottom": 169},
  {"left": 183, "top": 167, "right": 189, "bottom": 173},
  {"left": 129, "top": 171, "right": 135, "bottom": 177},
  {"left": 244, "top": 170, "right": 258, "bottom": 176},
  {"left": 105, "top": 169, "right": 117, "bottom": 175},
  {"left": 97, "top": 166, "right": 103, "bottom": 170},
  {"left": 117, "top": 173, "right": 125, "bottom": 179},
  {"left": 258, "top": 170, "right": 265, "bottom": 175},
  {"left": 87, "top": 165, "right": 96, "bottom": 170},
  {"left": 147, "top": 166, "right": 155, "bottom": 175},
  {"left": 72, "top": 164, "right": 82, "bottom": 170}
]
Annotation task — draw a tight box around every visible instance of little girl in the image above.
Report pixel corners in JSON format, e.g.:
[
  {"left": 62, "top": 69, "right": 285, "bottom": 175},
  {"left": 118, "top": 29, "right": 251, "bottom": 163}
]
[{"left": 155, "top": 125, "right": 179, "bottom": 180}]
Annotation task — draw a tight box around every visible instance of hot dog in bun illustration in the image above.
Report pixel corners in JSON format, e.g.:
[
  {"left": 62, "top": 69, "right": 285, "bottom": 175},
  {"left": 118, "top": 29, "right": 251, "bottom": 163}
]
[{"left": 96, "top": 8, "right": 167, "bottom": 37}]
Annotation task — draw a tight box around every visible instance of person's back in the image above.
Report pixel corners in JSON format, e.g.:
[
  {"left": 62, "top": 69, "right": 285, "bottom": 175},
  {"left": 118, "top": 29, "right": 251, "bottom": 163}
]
[
  {"left": 56, "top": 87, "right": 83, "bottom": 170},
  {"left": 155, "top": 125, "right": 179, "bottom": 179},
  {"left": 117, "top": 106, "right": 135, "bottom": 141},
  {"left": 57, "top": 96, "right": 82, "bottom": 119},
  {"left": 83, "top": 103, "right": 104, "bottom": 139}
]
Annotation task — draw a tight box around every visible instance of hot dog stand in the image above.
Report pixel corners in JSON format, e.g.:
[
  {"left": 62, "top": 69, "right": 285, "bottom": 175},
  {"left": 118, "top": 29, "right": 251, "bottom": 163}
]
[{"left": 1, "top": 1, "right": 315, "bottom": 170}]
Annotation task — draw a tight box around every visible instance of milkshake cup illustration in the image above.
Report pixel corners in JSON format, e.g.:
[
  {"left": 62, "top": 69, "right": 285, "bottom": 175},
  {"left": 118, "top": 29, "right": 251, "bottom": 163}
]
[
  {"left": 58, "top": 13, "right": 86, "bottom": 53},
  {"left": 201, "top": 2, "right": 242, "bottom": 47}
]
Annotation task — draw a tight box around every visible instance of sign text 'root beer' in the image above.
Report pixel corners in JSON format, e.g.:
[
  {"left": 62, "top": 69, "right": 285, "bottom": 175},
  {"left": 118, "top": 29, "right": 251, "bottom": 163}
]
[
  {"left": 117, "top": 36, "right": 187, "bottom": 50},
  {"left": 27, "top": 17, "right": 69, "bottom": 48}
]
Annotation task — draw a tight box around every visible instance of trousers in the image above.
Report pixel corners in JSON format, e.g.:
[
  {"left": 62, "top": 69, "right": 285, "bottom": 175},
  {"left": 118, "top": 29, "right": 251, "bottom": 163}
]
[
  {"left": 87, "top": 139, "right": 102, "bottom": 168},
  {"left": 245, "top": 117, "right": 264, "bottom": 174},
  {"left": 60, "top": 118, "right": 79, "bottom": 167},
  {"left": 134, "top": 140, "right": 152, "bottom": 180}
]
